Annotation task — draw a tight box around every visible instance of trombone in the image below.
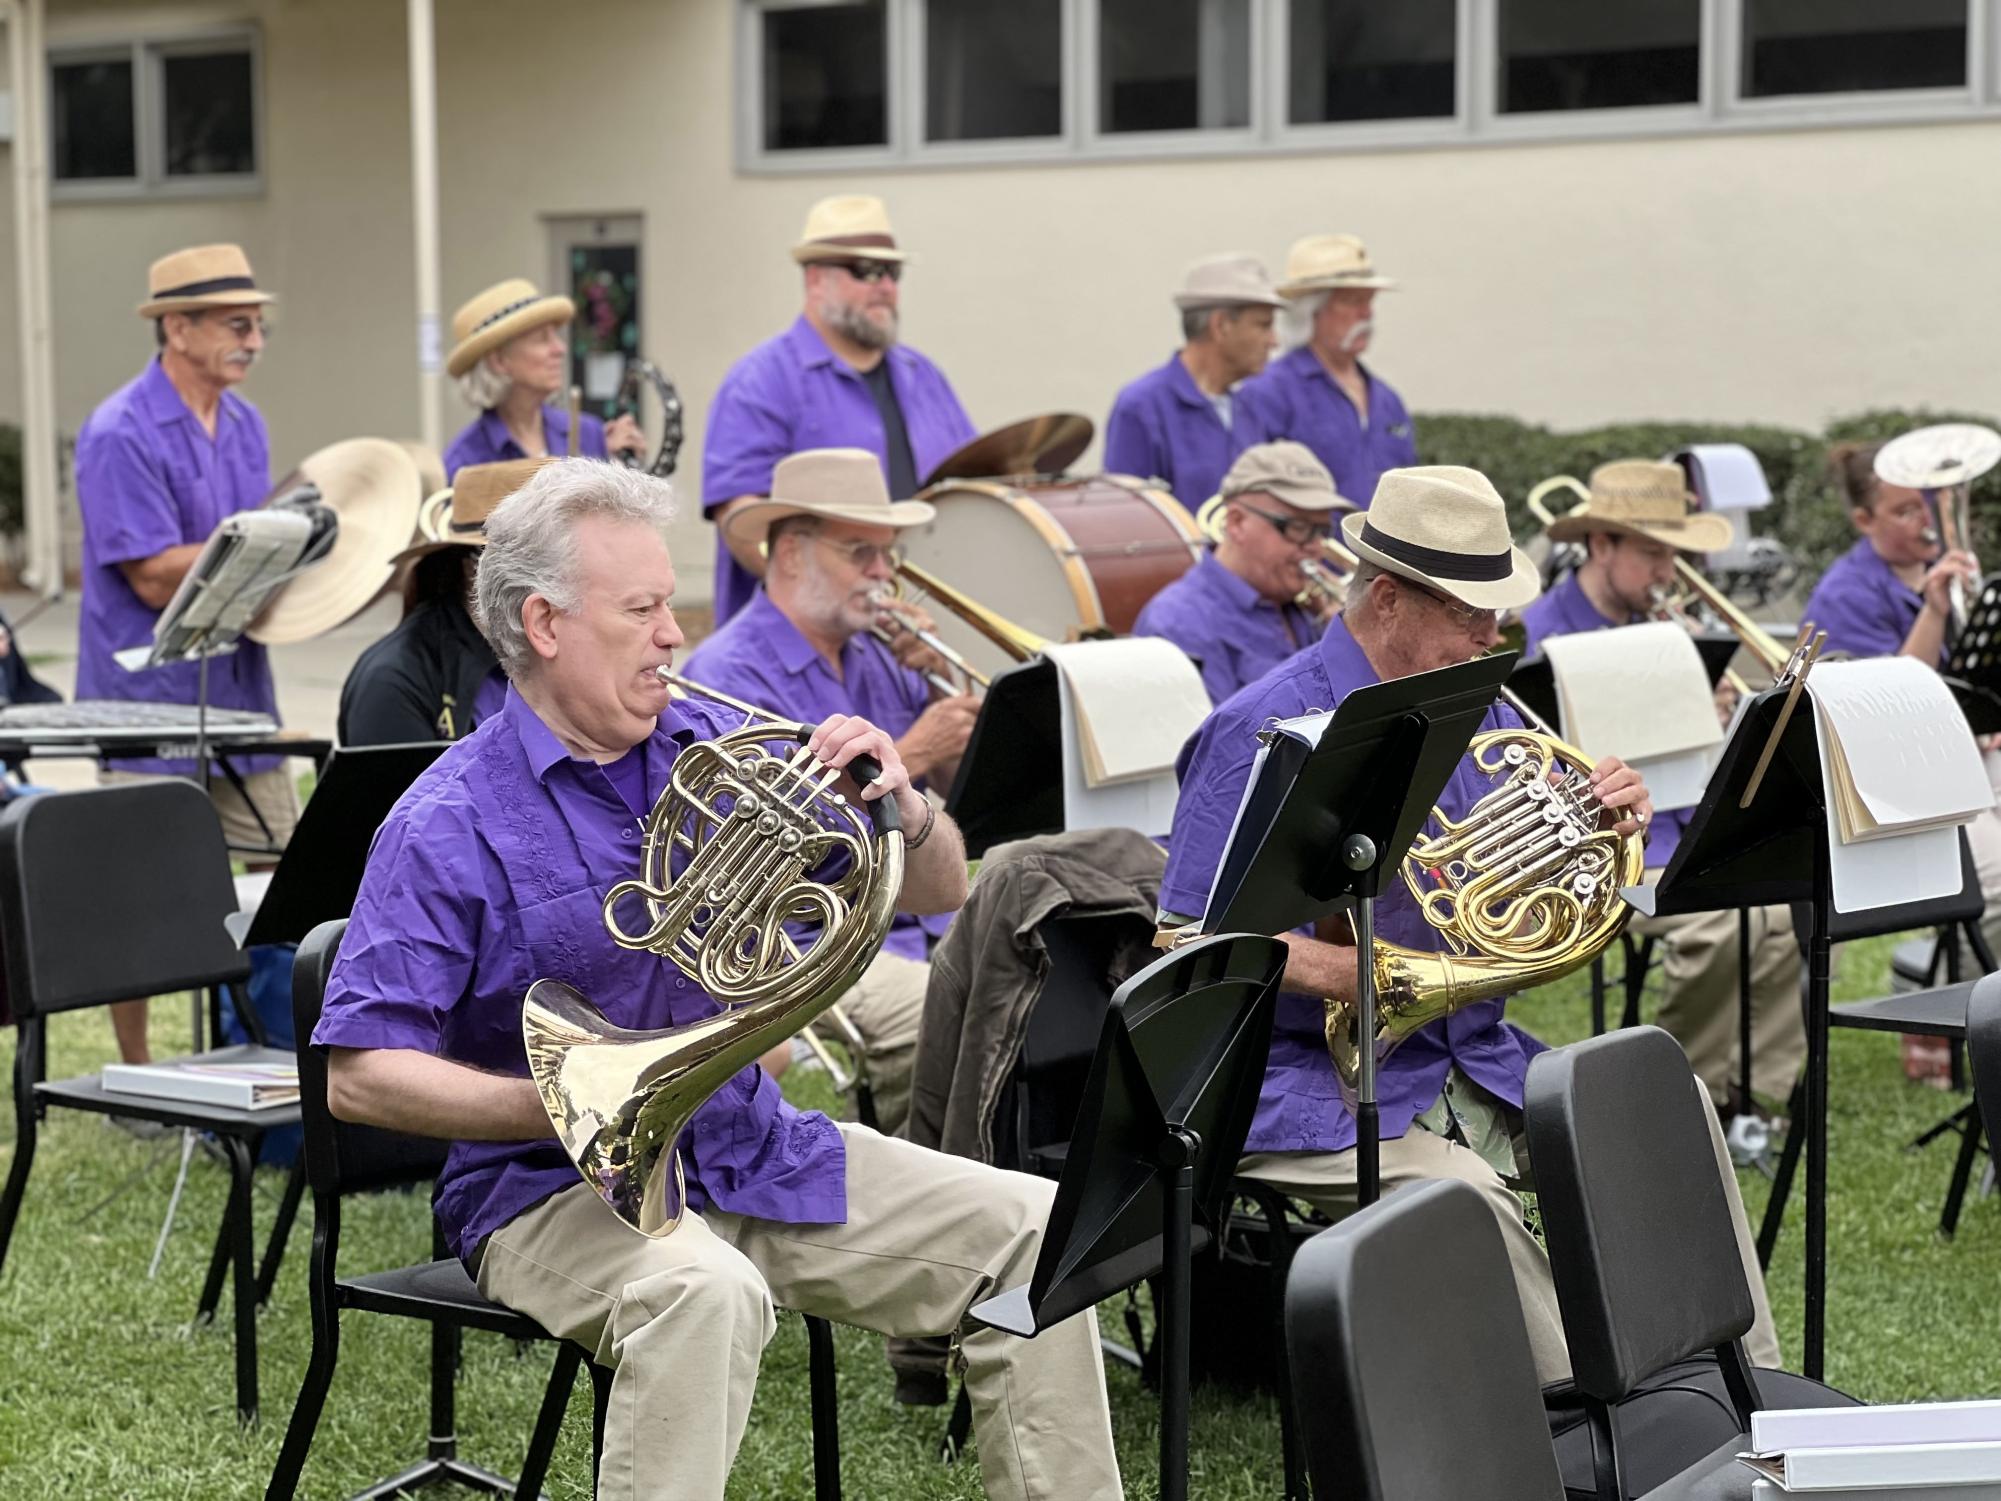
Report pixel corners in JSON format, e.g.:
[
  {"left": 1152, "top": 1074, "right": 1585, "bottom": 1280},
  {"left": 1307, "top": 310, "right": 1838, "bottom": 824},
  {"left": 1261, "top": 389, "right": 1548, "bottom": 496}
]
[{"left": 869, "top": 578, "right": 992, "bottom": 696}]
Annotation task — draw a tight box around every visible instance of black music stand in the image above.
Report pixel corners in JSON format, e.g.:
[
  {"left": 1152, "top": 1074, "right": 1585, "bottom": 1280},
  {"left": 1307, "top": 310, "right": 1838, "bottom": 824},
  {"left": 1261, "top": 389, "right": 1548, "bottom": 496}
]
[
  {"left": 1943, "top": 574, "right": 2001, "bottom": 734},
  {"left": 229, "top": 742, "right": 447, "bottom": 948},
  {"left": 1620, "top": 671, "right": 1964, "bottom": 1378},
  {"left": 967, "top": 932, "right": 1286, "bottom": 1501},
  {"left": 1199, "top": 654, "right": 1514, "bottom": 1206},
  {"left": 945, "top": 659, "right": 1064, "bottom": 859}
]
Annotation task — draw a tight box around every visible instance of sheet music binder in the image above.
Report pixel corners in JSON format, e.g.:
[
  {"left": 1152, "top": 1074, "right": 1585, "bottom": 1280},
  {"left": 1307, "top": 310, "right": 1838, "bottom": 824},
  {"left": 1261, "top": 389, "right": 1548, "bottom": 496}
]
[{"left": 1507, "top": 632, "right": 1740, "bottom": 737}]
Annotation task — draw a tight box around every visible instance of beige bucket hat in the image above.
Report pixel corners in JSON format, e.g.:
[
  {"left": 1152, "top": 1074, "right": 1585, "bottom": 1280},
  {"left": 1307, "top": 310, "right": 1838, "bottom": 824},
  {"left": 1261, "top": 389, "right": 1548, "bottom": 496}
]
[
  {"left": 447, "top": 279, "right": 575, "bottom": 378},
  {"left": 1277, "top": 234, "right": 1398, "bottom": 299},
  {"left": 137, "top": 244, "right": 277, "bottom": 319},
  {"left": 724, "top": 448, "right": 937, "bottom": 550},
  {"left": 1174, "top": 253, "right": 1285, "bottom": 311},
  {"left": 392, "top": 457, "right": 554, "bottom": 566},
  {"left": 791, "top": 194, "right": 910, "bottom": 265},
  {"left": 1220, "top": 441, "right": 1353, "bottom": 514},
  {"left": 247, "top": 439, "right": 426, "bottom": 644},
  {"left": 1341, "top": 466, "right": 1541, "bottom": 611},
  {"left": 1545, "top": 460, "right": 1736, "bottom": 554}
]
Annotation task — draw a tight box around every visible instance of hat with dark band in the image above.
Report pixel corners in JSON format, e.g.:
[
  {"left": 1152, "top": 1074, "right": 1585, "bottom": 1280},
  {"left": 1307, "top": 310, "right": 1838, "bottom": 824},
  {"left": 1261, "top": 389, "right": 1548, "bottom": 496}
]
[
  {"left": 137, "top": 244, "right": 276, "bottom": 319},
  {"left": 447, "top": 279, "right": 576, "bottom": 378},
  {"left": 1341, "top": 466, "right": 1541, "bottom": 612}
]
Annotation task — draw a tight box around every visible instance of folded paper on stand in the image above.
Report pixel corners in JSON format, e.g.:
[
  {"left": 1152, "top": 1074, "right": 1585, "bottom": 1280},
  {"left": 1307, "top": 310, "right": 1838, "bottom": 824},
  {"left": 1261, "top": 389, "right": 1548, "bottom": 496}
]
[
  {"left": 1044, "top": 638, "right": 1210, "bottom": 788},
  {"left": 116, "top": 506, "right": 331, "bottom": 671},
  {"left": 1545, "top": 621, "right": 1724, "bottom": 766}
]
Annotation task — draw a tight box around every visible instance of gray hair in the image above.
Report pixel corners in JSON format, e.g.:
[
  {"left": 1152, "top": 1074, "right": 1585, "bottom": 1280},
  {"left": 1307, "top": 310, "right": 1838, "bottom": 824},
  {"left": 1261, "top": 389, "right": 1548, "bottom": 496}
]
[
  {"left": 455, "top": 353, "right": 513, "bottom": 412},
  {"left": 472, "top": 460, "right": 678, "bottom": 678},
  {"left": 1280, "top": 291, "right": 1328, "bottom": 352}
]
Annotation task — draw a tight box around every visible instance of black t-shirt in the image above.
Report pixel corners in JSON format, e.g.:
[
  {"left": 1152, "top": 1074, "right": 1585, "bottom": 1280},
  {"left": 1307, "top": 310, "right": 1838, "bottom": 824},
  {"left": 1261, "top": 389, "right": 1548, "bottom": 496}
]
[
  {"left": 338, "top": 594, "right": 500, "bottom": 746},
  {"left": 860, "top": 359, "right": 920, "bottom": 500}
]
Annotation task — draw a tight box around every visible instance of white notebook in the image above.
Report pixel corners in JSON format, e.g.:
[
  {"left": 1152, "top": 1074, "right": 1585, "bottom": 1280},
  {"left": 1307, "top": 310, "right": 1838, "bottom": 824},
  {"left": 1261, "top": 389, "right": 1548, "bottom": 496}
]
[
  {"left": 102, "top": 1059, "right": 300, "bottom": 1112},
  {"left": 1739, "top": 1441, "right": 2001, "bottom": 1491},
  {"left": 1753, "top": 1483, "right": 2001, "bottom": 1500}
]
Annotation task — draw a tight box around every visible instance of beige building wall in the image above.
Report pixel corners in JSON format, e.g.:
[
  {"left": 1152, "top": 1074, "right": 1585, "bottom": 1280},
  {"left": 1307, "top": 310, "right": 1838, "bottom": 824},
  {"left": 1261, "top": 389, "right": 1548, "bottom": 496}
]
[{"left": 13, "top": 0, "right": 2001, "bottom": 601}]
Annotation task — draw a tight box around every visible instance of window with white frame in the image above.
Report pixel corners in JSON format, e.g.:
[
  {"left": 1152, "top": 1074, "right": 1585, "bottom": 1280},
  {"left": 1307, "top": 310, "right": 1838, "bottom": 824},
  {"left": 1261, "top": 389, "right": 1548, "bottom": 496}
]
[
  {"left": 741, "top": 0, "right": 2000, "bottom": 168},
  {"left": 50, "top": 31, "right": 259, "bottom": 193}
]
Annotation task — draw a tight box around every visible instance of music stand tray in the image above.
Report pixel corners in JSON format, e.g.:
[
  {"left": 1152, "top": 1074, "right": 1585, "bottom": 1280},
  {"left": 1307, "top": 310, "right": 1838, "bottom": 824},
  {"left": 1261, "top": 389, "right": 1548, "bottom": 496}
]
[
  {"left": 230, "top": 742, "right": 446, "bottom": 947},
  {"left": 969, "top": 932, "right": 1286, "bottom": 1501}
]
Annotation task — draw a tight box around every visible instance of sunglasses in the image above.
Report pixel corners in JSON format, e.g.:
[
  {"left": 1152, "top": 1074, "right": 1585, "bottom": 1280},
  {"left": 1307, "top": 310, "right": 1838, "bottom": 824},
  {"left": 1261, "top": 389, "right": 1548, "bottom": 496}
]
[
  {"left": 829, "top": 260, "right": 902, "bottom": 285},
  {"left": 190, "top": 312, "right": 269, "bottom": 341},
  {"left": 1235, "top": 502, "right": 1334, "bottom": 547}
]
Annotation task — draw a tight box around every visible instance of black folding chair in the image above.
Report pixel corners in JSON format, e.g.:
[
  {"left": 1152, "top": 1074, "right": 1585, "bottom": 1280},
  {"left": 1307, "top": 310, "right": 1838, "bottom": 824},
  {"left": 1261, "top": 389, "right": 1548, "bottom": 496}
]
[
  {"left": 1970, "top": 972, "right": 2001, "bottom": 1180},
  {"left": 0, "top": 780, "right": 302, "bottom": 1423},
  {"left": 1283, "top": 1178, "right": 1566, "bottom": 1501},
  {"left": 1525, "top": 1027, "right": 1856, "bottom": 1501}
]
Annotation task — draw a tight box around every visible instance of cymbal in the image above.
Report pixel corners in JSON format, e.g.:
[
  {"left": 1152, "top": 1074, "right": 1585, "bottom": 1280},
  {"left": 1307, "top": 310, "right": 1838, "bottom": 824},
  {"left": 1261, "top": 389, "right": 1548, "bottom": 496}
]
[
  {"left": 921, "top": 412, "right": 1094, "bottom": 487},
  {"left": 247, "top": 438, "right": 425, "bottom": 645},
  {"left": 1875, "top": 423, "right": 2001, "bottom": 491}
]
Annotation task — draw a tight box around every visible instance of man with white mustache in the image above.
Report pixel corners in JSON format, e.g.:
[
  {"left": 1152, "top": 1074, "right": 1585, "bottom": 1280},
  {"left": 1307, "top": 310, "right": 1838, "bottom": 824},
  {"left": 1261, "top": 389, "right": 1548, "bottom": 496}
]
[
  {"left": 1239, "top": 234, "right": 1418, "bottom": 512},
  {"left": 75, "top": 243, "right": 296, "bottom": 1067}
]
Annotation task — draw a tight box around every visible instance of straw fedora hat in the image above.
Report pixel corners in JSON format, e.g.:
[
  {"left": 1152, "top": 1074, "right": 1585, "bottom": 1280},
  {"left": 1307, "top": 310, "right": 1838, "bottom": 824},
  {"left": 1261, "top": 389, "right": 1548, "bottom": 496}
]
[
  {"left": 1545, "top": 460, "right": 1736, "bottom": 554},
  {"left": 791, "top": 195, "right": 910, "bottom": 265},
  {"left": 1173, "top": 253, "right": 1285, "bottom": 311},
  {"left": 1276, "top": 234, "right": 1397, "bottom": 299},
  {"left": 446, "top": 279, "right": 575, "bottom": 378},
  {"left": 392, "top": 457, "right": 554, "bottom": 565},
  {"left": 1340, "top": 466, "right": 1540, "bottom": 611},
  {"left": 246, "top": 439, "right": 426, "bottom": 645},
  {"left": 137, "top": 244, "right": 276, "bottom": 319},
  {"left": 724, "top": 448, "right": 936, "bottom": 551}
]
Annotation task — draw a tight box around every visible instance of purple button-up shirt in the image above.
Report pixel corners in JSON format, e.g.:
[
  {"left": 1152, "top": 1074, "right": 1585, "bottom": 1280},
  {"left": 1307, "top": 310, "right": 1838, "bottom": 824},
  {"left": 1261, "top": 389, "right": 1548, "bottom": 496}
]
[
  {"left": 701, "top": 317, "right": 976, "bottom": 624},
  {"left": 1237, "top": 348, "right": 1416, "bottom": 509},
  {"left": 1519, "top": 572, "right": 1688, "bottom": 870},
  {"left": 1160, "top": 615, "right": 1543, "bottom": 1153},
  {"left": 1103, "top": 352, "right": 1246, "bottom": 508},
  {"left": 1802, "top": 536, "right": 1931, "bottom": 665},
  {"left": 442, "top": 406, "right": 607, "bottom": 479},
  {"left": 74, "top": 358, "right": 282, "bottom": 776},
  {"left": 316, "top": 686, "right": 848, "bottom": 1263},
  {"left": 682, "top": 590, "right": 948, "bottom": 958},
  {"left": 1132, "top": 550, "right": 1321, "bottom": 705}
]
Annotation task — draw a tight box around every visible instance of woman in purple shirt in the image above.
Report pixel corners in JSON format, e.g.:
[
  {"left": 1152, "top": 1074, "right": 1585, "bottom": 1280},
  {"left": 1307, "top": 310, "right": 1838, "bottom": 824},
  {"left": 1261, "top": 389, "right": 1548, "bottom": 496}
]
[{"left": 441, "top": 278, "right": 643, "bottom": 478}]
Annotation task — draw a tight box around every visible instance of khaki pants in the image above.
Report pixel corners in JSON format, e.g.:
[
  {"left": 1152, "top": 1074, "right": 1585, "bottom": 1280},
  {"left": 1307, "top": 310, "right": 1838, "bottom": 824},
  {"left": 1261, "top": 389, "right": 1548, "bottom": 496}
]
[
  {"left": 476, "top": 1123, "right": 1120, "bottom": 1501},
  {"left": 831, "top": 950, "right": 928, "bottom": 1137},
  {"left": 100, "top": 765, "right": 299, "bottom": 858},
  {"left": 1631, "top": 876, "right": 1805, "bottom": 1108},
  {"left": 1238, "top": 1074, "right": 1781, "bottom": 1385}
]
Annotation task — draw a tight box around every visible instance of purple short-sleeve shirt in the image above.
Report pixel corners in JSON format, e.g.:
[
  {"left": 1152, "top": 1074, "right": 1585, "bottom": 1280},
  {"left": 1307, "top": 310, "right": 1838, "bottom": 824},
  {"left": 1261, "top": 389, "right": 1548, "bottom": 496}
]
[
  {"left": 314, "top": 686, "right": 849, "bottom": 1263},
  {"left": 1237, "top": 348, "right": 1416, "bottom": 510},
  {"left": 1160, "top": 616, "right": 1543, "bottom": 1153},
  {"left": 700, "top": 318, "right": 976, "bottom": 625},
  {"left": 1802, "top": 537, "right": 1930, "bottom": 664},
  {"left": 1102, "top": 353, "right": 1246, "bottom": 509},
  {"left": 74, "top": 359, "right": 282, "bottom": 776},
  {"left": 442, "top": 406, "right": 607, "bottom": 479},
  {"left": 1131, "top": 551, "right": 1322, "bottom": 706},
  {"left": 681, "top": 591, "right": 948, "bottom": 958}
]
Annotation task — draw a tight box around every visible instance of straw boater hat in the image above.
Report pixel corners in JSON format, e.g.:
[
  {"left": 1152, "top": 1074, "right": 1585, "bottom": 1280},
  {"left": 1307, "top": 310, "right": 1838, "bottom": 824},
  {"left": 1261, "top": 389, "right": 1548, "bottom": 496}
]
[
  {"left": 1173, "top": 253, "right": 1285, "bottom": 311},
  {"left": 1545, "top": 460, "right": 1736, "bottom": 554},
  {"left": 392, "top": 457, "right": 554, "bottom": 566},
  {"left": 137, "top": 244, "right": 276, "bottom": 319},
  {"left": 791, "top": 195, "right": 910, "bottom": 265},
  {"left": 246, "top": 439, "right": 426, "bottom": 645},
  {"left": 446, "top": 279, "right": 575, "bottom": 378},
  {"left": 1341, "top": 466, "right": 1540, "bottom": 612},
  {"left": 724, "top": 448, "right": 936, "bottom": 552},
  {"left": 1219, "top": 441, "right": 1353, "bottom": 514},
  {"left": 1276, "top": 234, "right": 1398, "bottom": 299}
]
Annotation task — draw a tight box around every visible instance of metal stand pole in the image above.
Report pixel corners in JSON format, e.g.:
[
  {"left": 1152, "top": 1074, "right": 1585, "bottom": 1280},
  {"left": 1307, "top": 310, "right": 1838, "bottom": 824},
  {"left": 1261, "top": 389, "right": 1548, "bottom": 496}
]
[
  {"left": 1157, "top": 1125, "right": 1198, "bottom": 1501},
  {"left": 1803, "top": 829, "right": 1832, "bottom": 1378},
  {"left": 1347, "top": 832, "right": 1381, "bottom": 1206}
]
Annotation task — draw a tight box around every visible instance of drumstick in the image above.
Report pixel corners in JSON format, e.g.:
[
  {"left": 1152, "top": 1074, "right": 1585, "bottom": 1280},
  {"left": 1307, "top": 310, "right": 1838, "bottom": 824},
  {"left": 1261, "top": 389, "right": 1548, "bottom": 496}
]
[{"left": 566, "top": 385, "right": 582, "bottom": 457}]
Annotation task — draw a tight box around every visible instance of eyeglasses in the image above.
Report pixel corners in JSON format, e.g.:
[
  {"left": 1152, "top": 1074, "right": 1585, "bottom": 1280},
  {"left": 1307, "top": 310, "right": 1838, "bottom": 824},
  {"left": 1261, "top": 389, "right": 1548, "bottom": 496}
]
[
  {"left": 809, "top": 535, "right": 904, "bottom": 571},
  {"left": 191, "top": 312, "right": 269, "bottom": 341},
  {"left": 1236, "top": 502, "right": 1334, "bottom": 547},
  {"left": 1404, "top": 578, "right": 1497, "bottom": 634},
  {"left": 831, "top": 260, "right": 902, "bottom": 285}
]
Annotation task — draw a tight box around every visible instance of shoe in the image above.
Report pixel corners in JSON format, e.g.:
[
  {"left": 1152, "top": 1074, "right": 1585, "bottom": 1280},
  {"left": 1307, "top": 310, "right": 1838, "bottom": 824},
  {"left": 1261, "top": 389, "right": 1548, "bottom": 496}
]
[
  {"left": 107, "top": 1114, "right": 170, "bottom": 1142},
  {"left": 894, "top": 1370, "right": 949, "bottom": 1408}
]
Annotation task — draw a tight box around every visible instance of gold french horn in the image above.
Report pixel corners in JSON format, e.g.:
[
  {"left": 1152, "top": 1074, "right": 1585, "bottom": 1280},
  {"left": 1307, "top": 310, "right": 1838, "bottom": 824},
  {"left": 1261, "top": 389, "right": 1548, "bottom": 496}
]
[{"left": 521, "top": 672, "right": 905, "bottom": 1237}]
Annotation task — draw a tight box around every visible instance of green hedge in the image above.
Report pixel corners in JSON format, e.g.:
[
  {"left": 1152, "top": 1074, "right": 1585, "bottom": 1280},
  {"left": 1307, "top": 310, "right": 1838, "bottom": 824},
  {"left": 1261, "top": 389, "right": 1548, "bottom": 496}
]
[{"left": 1416, "top": 409, "right": 2001, "bottom": 579}]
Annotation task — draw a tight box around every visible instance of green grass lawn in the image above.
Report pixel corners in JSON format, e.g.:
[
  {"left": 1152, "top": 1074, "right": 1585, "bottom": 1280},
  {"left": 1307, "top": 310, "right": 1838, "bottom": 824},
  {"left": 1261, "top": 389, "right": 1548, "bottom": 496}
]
[{"left": 0, "top": 934, "right": 1995, "bottom": 1499}]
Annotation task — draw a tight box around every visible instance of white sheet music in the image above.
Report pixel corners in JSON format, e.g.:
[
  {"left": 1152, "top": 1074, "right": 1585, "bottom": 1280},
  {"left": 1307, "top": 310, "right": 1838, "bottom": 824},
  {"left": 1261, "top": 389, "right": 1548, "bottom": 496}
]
[
  {"left": 1044, "top": 638, "right": 1211, "bottom": 787},
  {"left": 1053, "top": 658, "right": 1184, "bottom": 839},
  {"left": 123, "top": 509, "right": 321, "bottom": 669}
]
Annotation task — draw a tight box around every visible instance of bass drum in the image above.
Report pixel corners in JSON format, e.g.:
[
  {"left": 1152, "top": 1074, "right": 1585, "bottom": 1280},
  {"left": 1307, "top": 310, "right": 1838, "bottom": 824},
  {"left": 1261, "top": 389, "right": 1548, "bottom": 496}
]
[{"left": 901, "top": 473, "right": 1203, "bottom": 684}]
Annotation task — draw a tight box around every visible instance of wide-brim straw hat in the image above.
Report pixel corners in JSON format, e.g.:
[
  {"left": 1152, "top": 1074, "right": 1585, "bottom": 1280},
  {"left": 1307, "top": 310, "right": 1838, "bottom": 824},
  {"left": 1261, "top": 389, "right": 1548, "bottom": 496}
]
[
  {"left": 391, "top": 457, "right": 554, "bottom": 565},
  {"left": 724, "top": 447, "right": 936, "bottom": 550},
  {"left": 1340, "top": 466, "right": 1540, "bottom": 612},
  {"left": 791, "top": 194, "right": 910, "bottom": 265},
  {"left": 137, "top": 244, "right": 276, "bottom": 319},
  {"left": 446, "top": 278, "right": 575, "bottom": 378},
  {"left": 1173, "top": 253, "right": 1285, "bottom": 311},
  {"left": 1276, "top": 233, "right": 1397, "bottom": 299},
  {"left": 246, "top": 439, "right": 425, "bottom": 644},
  {"left": 1545, "top": 460, "right": 1736, "bottom": 553}
]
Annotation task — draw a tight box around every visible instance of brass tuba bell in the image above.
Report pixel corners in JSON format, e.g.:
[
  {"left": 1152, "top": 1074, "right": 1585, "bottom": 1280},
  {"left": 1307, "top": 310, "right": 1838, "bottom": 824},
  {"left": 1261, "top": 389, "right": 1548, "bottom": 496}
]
[{"left": 521, "top": 672, "right": 905, "bottom": 1237}]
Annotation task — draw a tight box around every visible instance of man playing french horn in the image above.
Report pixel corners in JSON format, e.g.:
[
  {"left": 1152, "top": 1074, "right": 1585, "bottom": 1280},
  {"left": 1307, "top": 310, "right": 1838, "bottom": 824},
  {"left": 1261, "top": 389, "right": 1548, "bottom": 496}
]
[
  {"left": 314, "top": 461, "right": 1121, "bottom": 1501},
  {"left": 1158, "top": 465, "right": 1780, "bottom": 1381}
]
